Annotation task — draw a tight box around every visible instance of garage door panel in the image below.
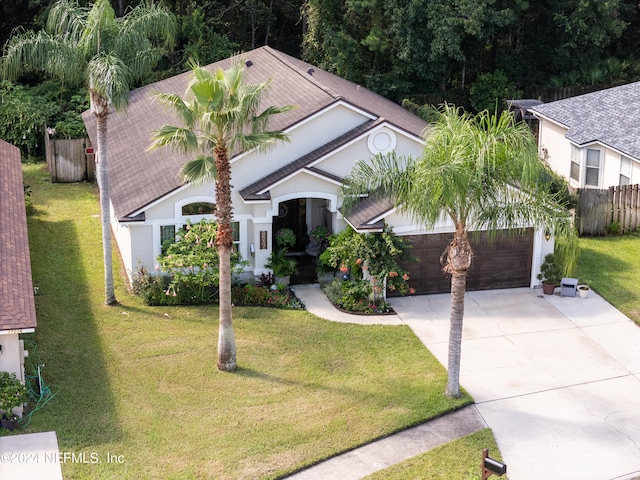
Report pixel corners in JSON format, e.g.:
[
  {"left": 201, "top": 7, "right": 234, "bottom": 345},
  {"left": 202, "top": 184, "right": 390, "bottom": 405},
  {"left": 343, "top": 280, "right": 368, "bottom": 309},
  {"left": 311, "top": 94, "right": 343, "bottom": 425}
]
[{"left": 394, "top": 228, "right": 533, "bottom": 295}]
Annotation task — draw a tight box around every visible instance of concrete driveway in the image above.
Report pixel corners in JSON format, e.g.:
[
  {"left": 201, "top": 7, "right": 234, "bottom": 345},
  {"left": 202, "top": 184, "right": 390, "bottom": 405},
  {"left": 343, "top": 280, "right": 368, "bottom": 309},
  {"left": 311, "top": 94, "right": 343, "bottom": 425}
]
[{"left": 391, "top": 287, "right": 640, "bottom": 480}]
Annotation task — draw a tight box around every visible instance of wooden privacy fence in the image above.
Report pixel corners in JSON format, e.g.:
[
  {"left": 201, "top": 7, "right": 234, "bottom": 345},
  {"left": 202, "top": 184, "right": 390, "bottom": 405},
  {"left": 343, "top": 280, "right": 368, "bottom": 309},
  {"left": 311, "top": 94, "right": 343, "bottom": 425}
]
[
  {"left": 44, "top": 126, "right": 95, "bottom": 183},
  {"left": 578, "top": 184, "right": 640, "bottom": 235}
]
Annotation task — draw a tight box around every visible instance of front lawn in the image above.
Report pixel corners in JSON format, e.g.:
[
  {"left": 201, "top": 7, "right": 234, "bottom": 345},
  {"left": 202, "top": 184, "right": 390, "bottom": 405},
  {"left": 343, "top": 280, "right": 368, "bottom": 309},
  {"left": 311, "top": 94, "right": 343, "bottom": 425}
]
[
  {"left": 363, "top": 428, "right": 506, "bottom": 480},
  {"left": 17, "top": 163, "right": 472, "bottom": 479},
  {"left": 574, "top": 233, "right": 640, "bottom": 325}
]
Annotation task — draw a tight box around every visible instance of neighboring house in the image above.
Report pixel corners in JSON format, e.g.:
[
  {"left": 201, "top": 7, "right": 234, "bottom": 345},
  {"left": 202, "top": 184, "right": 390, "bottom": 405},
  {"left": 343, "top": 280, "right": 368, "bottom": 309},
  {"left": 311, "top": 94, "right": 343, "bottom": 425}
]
[
  {"left": 0, "top": 139, "right": 37, "bottom": 388},
  {"left": 530, "top": 82, "right": 640, "bottom": 189},
  {"left": 83, "top": 46, "right": 550, "bottom": 294}
]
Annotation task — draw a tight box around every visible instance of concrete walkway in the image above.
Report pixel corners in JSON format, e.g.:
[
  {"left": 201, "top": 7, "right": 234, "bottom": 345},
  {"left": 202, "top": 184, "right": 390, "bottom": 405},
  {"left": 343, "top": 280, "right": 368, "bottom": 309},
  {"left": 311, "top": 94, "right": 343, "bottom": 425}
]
[
  {"left": 285, "top": 405, "right": 486, "bottom": 480},
  {"left": 293, "top": 284, "right": 640, "bottom": 480},
  {"left": 0, "top": 431, "right": 63, "bottom": 479}
]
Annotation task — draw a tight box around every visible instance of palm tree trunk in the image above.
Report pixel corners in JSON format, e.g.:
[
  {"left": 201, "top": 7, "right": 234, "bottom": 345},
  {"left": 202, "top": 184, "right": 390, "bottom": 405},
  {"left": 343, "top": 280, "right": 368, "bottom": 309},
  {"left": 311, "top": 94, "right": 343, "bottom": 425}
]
[
  {"left": 214, "top": 145, "right": 237, "bottom": 372},
  {"left": 446, "top": 271, "right": 466, "bottom": 397},
  {"left": 217, "top": 245, "right": 236, "bottom": 371},
  {"left": 95, "top": 110, "right": 117, "bottom": 305},
  {"left": 443, "top": 229, "right": 472, "bottom": 398}
]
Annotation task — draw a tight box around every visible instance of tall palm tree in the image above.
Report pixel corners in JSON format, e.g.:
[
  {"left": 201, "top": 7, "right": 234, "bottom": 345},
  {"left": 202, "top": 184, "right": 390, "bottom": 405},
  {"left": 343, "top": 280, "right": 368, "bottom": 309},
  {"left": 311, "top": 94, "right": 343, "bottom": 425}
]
[
  {"left": 2, "top": 0, "right": 176, "bottom": 305},
  {"left": 342, "top": 105, "right": 576, "bottom": 397},
  {"left": 148, "top": 61, "right": 293, "bottom": 372}
]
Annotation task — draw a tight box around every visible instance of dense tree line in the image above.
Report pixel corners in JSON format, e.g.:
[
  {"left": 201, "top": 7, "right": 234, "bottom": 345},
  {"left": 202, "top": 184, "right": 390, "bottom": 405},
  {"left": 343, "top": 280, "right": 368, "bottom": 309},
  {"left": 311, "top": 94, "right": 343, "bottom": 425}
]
[
  {"left": 303, "top": 0, "right": 640, "bottom": 106},
  {"left": 2, "top": 0, "right": 640, "bottom": 159}
]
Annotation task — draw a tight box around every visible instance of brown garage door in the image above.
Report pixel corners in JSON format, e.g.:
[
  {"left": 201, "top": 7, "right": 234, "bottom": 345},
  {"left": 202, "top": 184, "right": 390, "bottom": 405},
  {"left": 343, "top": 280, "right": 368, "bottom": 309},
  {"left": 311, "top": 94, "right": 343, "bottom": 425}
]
[{"left": 395, "top": 228, "right": 534, "bottom": 295}]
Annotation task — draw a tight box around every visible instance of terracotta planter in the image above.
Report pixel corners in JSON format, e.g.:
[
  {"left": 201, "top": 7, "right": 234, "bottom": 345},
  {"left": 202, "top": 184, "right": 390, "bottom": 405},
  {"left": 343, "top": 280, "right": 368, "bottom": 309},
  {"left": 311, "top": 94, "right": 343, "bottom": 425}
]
[{"left": 542, "top": 283, "right": 556, "bottom": 295}]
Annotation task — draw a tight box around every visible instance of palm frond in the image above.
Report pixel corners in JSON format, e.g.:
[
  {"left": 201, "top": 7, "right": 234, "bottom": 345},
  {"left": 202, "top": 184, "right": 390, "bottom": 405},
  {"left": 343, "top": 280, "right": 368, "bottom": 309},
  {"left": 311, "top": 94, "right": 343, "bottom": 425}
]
[
  {"left": 152, "top": 92, "right": 195, "bottom": 128},
  {"left": 150, "top": 61, "right": 291, "bottom": 184},
  {"left": 180, "top": 156, "right": 217, "bottom": 184},
  {"left": 236, "top": 131, "right": 291, "bottom": 153},
  {"left": 118, "top": 1, "right": 176, "bottom": 51},
  {"left": 1, "top": 30, "right": 84, "bottom": 85},
  {"left": 252, "top": 104, "right": 296, "bottom": 133},
  {"left": 341, "top": 152, "right": 417, "bottom": 215},
  {"left": 191, "top": 78, "right": 224, "bottom": 110},
  {"left": 79, "top": 0, "right": 118, "bottom": 57},
  {"left": 147, "top": 124, "right": 199, "bottom": 154},
  {"left": 47, "top": 0, "right": 87, "bottom": 40},
  {"left": 86, "top": 52, "right": 132, "bottom": 110}
]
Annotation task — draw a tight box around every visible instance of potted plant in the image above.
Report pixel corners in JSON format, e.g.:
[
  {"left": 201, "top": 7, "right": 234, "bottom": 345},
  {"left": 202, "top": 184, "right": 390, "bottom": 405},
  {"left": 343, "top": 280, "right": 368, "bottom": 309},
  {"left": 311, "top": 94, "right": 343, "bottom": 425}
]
[
  {"left": 275, "top": 228, "right": 296, "bottom": 248},
  {"left": 265, "top": 248, "right": 298, "bottom": 285},
  {"left": 578, "top": 285, "right": 590, "bottom": 298},
  {"left": 537, "top": 253, "right": 563, "bottom": 295},
  {"left": 0, "top": 371, "right": 29, "bottom": 431},
  {"left": 307, "top": 225, "right": 330, "bottom": 255}
]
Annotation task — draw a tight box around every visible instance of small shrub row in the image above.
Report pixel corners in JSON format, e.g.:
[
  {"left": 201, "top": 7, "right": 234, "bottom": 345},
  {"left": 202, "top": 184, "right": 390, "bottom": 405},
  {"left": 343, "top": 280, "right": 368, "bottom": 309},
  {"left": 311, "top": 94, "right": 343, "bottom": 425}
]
[
  {"left": 231, "top": 284, "right": 305, "bottom": 310},
  {"left": 323, "top": 278, "right": 392, "bottom": 314},
  {"left": 133, "top": 267, "right": 305, "bottom": 310},
  {"left": 132, "top": 267, "right": 218, "bottom": 306}
]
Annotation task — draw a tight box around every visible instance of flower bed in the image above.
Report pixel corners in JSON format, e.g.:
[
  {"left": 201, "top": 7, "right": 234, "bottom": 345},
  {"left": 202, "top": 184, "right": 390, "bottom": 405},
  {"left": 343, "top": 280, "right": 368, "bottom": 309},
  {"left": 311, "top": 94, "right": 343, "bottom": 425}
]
[
  {"left": 231, "top": 284, "right": 305, "bottom": 310},
  {"left": 322, "top": 278, "right": 394, "bottom": 315}
]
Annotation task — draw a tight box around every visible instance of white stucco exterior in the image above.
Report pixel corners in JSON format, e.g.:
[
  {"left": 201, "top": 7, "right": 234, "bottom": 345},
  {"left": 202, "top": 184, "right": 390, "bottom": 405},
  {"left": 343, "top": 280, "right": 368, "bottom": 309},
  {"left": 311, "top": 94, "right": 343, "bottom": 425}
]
[
  {"left": 98, "top": 47, "right": 552, "bottom": 294},
  {"left": 113, "top": 102, "right": 427, "bottom": 283}
]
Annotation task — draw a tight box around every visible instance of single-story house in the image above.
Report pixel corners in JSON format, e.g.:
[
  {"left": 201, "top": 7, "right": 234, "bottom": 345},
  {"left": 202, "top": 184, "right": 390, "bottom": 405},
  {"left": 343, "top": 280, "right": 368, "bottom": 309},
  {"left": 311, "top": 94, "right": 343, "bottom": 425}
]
[
  {"left": 529, "top": 82, "right": 640, "bottom": 189},
  {"left": 0, "top": 139, "right": 36, "bottom": 389},
  {"left": 83, "top": 46, "right": 551, "bottom": 294}
]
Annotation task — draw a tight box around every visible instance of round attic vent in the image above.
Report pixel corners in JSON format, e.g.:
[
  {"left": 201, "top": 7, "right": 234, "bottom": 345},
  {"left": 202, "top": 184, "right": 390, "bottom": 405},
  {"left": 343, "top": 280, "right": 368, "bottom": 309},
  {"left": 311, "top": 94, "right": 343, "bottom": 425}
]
[{"left": 367, "top": 128, "right": 396, "bottom": 155}]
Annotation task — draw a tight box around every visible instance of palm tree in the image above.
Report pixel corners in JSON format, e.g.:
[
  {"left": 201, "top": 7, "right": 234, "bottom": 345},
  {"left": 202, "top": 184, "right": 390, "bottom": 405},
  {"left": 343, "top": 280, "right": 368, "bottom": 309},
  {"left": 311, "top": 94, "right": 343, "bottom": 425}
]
[
  {"left": 1, "top": 0, "right": 176, "bottom": 305},
  {"left": 148, "top": 61, "right": 293, "bottom": 372},
  {"left": 341, "top": 105, "right": 576, "bottom": 397}
]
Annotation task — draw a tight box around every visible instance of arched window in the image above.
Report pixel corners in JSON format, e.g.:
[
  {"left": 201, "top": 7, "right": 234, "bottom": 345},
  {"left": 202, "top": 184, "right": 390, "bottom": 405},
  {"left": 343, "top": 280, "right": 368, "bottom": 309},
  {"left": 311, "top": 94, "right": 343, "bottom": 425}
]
[{"left": 181, "top": 202, "right": 216, "bottom": 215}]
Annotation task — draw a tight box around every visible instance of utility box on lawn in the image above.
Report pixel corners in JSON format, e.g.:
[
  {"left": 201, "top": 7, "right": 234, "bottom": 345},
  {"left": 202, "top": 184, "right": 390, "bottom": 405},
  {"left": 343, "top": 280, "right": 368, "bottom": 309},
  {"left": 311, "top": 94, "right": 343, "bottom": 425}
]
[{"left": 560, "top": 277, "right": 578, "bottom": 297}]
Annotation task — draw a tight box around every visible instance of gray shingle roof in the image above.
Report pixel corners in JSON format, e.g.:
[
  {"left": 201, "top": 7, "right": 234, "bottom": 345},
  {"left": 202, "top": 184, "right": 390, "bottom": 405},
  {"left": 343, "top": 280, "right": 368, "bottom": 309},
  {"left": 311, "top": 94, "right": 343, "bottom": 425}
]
[
  {"left": 343, "top": 195, "right": 395, "bottom": 231},
  {"left": 530, "top": 82, "right": 640, "bottom": 160},
  {"left": 82, "top": 46, "right": 427, "bottom": 221},
  {"left": 0, "top": 140, "right": 37, "bottom": 331}
]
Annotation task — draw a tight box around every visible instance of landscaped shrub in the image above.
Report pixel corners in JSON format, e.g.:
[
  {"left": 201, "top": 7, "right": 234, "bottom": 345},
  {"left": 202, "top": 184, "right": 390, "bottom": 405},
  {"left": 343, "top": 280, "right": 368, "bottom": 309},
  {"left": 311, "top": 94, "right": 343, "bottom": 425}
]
[
  {"left": 323, "top": 278, "right": 392, "bottom": 314},
  {"left": 319, "top": 226, "right": 416, "bottom": 299},
  {"left": 231, "top": 284, "right": 305, "bottom": 310},
  {"left": 133, "top": 269, "right": 305, "bottom": 309},
  {"left": 132, "top": 266, "right": 217, "bottom": 306}
]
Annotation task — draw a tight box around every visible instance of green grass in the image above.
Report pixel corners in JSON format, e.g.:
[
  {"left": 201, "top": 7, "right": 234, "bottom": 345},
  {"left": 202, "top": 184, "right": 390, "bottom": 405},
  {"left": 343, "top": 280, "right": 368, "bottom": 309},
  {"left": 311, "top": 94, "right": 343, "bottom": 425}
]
[
  {"left": 574, "top": 233, "right": 640, "bottom": 325},
  {"left": 363, "top": 428, "right": 507, "bottom": 480},
  {"left": 15, "top": 163, "right": 472, "bottom": 479}
]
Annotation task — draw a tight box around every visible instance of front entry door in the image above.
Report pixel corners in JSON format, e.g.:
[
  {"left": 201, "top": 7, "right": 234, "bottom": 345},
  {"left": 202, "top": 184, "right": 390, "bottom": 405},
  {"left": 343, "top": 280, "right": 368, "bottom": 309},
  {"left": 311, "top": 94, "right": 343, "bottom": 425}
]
[{"left": 272, "top": 198, "right": 307, "bottom": 252}]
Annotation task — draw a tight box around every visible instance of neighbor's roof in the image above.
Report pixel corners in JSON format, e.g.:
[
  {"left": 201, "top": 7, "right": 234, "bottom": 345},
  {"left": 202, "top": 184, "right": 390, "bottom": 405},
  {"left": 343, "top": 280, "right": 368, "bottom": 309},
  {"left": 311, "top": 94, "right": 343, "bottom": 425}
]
[
  {"left": 0, "top": 139, "right": 37, "bottom": 331},
  {"left": 529, "top": 82, "right": 640, "bottom": 160},
  {"left": 83, "top": 46, "right": 428, "bottom": 221}
]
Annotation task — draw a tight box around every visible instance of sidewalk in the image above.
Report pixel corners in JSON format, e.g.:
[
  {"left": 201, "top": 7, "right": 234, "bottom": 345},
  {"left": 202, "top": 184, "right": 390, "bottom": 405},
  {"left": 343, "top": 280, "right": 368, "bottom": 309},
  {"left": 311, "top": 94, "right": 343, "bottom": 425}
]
[{"left": 284, "top": 405, "right": 486, "bottom": 480}]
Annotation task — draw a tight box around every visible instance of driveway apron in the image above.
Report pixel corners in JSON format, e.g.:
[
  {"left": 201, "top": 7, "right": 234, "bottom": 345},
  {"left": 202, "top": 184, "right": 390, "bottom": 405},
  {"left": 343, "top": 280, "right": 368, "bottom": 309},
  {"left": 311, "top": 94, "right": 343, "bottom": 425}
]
[{"left": 391, "top": 287, "right": 640, "bottom": 480}]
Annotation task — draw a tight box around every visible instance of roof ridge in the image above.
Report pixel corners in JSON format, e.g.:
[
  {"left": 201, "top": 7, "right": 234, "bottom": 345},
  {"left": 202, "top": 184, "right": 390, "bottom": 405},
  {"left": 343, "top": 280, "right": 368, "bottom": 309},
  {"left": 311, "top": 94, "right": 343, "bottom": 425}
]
[{"left": 260, "top": 46, "right": 341, "bottom": 101}]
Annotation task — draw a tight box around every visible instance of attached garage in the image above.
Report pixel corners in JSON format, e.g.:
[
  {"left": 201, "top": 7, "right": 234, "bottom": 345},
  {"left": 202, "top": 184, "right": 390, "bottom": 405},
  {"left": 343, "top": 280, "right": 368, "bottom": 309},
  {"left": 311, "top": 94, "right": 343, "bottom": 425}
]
[{"left": 395, "top": 228, "right": 534, "bottom": 295}]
